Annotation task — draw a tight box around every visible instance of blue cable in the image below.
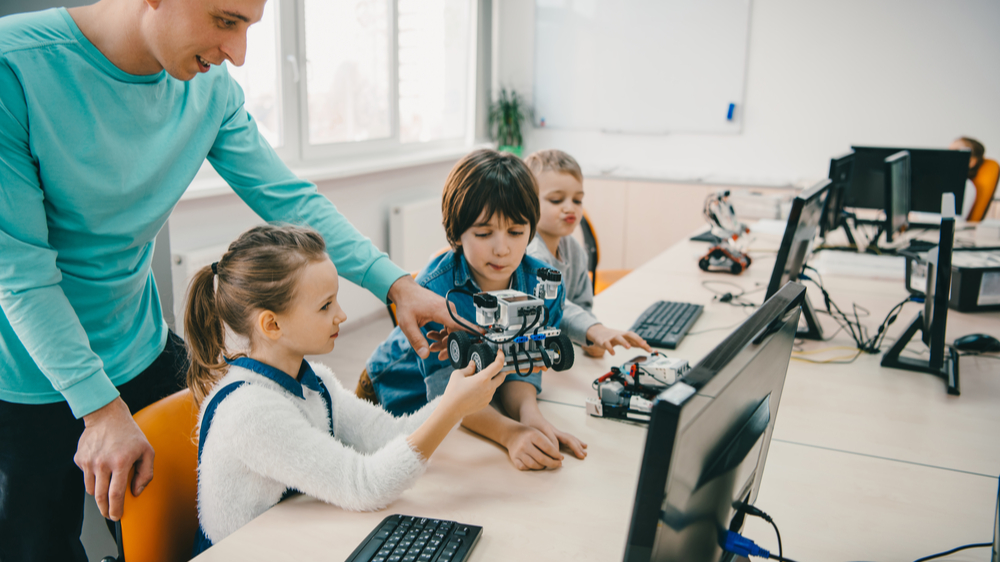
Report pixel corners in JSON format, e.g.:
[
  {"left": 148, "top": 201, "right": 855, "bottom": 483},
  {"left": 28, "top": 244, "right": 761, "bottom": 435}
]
[{"left": 721, "top": 530, "right": 771, "bottom": 559}]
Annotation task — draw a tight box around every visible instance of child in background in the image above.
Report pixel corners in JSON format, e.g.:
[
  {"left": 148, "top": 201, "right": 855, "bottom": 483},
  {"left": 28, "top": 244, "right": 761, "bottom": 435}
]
[
  {"left": 364, "top": 149, "right": 588, "bottom": 471},
  {"left": 524, "top": 149, "right": 651, "bottom": 358},
  {"left": 185, "top": 225, "right": 507, "bottom": 556},
  {"left": 949, "top": 136, "right": 989, "bottom": 220}
]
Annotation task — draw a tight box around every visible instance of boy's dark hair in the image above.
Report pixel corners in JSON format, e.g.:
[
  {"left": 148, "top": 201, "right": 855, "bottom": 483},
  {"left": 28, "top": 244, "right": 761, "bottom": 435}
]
[
  {"left": 524, "top": 149, "right": 583, "bottom": 183},
  {"left": 441, "top": 149, "right": 540, "bottom": 251}
]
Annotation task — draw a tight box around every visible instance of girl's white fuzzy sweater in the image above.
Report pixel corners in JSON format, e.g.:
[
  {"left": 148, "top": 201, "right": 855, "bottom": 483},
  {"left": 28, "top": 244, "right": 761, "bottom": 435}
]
[{"left": 196, "top": 360, "right": 440, "bottom": 544}]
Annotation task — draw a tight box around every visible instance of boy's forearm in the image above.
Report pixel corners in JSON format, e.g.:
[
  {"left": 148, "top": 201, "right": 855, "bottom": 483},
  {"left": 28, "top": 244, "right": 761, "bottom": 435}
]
[
  {"left": 460, "top": 406, "right": 521, "bottom": 449},
  {"left": 498, "top": 381, "right": 541, "bottom": 422}
]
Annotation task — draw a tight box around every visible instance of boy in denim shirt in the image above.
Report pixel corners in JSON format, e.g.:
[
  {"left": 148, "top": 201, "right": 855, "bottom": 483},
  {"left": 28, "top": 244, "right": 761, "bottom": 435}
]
[{"left": 364, "top": 149, "right": 587, "bottom": 470}]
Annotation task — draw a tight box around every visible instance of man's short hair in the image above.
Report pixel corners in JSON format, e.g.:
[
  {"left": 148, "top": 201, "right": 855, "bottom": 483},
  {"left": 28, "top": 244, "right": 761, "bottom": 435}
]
[
  {"left": 524, "top": 149, "right": 583, "bottom": 183},
  {"left": 441, "top": 149, "right": 540, "bottom": 251}
]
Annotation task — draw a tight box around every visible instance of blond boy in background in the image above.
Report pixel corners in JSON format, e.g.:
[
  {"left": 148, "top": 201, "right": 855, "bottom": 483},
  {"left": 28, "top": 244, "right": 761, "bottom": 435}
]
[{"left": 525, "top": 150, "right": 651, "bottom": 358}]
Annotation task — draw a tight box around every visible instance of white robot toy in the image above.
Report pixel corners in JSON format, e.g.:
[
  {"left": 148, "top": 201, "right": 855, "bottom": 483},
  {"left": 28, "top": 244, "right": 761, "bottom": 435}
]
[
  {"left": 446, "top": 268, "right": 574, "bottom": 376},
  {"left": 698, "top": 190, "right": 752, "bottom": 274}
]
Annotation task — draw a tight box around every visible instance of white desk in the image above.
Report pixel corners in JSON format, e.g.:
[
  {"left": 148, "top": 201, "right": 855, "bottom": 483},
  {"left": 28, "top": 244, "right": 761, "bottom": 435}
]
[{"left": 194, "top": 228, "right": 1000, "bottom": 562}]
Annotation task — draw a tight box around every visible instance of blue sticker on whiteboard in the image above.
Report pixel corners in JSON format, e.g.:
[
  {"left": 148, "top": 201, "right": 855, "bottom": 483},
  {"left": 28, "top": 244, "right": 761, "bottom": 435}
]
[{"left": 727, "top": 103, "right": 735, "bottom": 121}]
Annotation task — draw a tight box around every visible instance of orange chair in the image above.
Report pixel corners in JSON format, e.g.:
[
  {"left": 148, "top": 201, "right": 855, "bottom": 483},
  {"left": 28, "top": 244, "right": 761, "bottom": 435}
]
[
  {"left": 579, "top": 212, "right": 630, "bottom": 295},
  {"left": 386, "top": 272, "right": 420, "bottom": 327},
  {"left": 102, "top": 389, "right": 201, "bottom": 562},
  {"left": 968, "top": 158, "right": 999, "bottom": 222}
]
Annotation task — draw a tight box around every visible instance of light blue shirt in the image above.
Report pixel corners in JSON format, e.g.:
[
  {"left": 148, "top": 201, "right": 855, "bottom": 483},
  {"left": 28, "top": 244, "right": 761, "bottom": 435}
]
[{"left": 0, "top": 9, "right": 405, "bottom": 417}]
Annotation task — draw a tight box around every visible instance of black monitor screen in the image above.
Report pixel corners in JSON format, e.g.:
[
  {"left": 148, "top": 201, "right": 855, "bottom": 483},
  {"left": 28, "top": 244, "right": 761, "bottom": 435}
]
[
  {"left": 765, "top": 180, "right": 831, "bottom": 300},
  {"left": 846, "top": 146, "right": 970, "bottom": 213},
  {"left": 821, "top": 152, "right": 854, "bottom": 236},
  {"left": 623, "top": 283, "right": 805, "bottom": 562},
  {"left": 885, "top": 151, "right": 911, "bottom": 242}
]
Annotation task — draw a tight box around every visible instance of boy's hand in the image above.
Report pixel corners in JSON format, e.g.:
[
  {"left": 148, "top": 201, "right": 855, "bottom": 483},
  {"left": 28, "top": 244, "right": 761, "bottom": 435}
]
[
  {"left": 425, "top": 328, "right": 452, "bottom": 360},
  {"left": 520, "top": 413, "right": 588, "bottom": 460},
  {"left": 389, "top": 276, "right": 471, "bottom": 359},
  {"left": 585, "top": 324, "right": 653, "bottom": 357},
  {"left": 504, "top": 424, "right": 564, "bottom": 470},
  {"left": 440, "top": 349, "right": 507, "bottom": 420}
]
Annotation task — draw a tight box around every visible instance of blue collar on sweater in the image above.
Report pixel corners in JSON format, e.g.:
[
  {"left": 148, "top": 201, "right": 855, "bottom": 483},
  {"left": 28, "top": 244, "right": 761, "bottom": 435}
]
[{"left": 224, "top": 356, "right": 322, "bottom": 400}]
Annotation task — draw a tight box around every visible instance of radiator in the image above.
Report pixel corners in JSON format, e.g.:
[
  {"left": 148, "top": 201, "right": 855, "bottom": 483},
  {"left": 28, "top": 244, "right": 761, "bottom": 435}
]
[
  {"left": 389, "top": 197, "right": 449, "bottom": 273},
  {"left": 170, "top": 243, "right": 229, "bottom": 338}
]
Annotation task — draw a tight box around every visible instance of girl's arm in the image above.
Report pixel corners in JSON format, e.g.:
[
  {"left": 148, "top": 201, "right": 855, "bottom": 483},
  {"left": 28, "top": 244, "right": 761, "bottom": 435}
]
[
  {"left": 315, "top": 364, "right": 440, "bottom": 454},
  {"left": 211, "top": 387, "right": 426, "bottom": 512}
]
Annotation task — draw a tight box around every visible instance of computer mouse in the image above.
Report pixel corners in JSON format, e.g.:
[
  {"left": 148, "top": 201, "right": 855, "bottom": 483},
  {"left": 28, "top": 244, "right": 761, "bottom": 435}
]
[{"left": 952, "top": 333, "right": 1000, "bottom": 353}]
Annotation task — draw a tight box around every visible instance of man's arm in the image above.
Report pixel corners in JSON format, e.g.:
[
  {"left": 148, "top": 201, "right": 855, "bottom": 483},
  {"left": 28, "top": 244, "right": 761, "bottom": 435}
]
[
  {"left": 0, "top": 58, "right": 153, "bottom": 520},
  {"left": 206, "top": 73, "right": 462, "bottom": 356}
]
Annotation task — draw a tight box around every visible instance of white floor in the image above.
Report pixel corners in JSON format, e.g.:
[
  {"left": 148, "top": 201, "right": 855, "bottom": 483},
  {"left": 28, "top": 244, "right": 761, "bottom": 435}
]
[{"left": 82, "top": 315, "right": 398, "bottom": 561}]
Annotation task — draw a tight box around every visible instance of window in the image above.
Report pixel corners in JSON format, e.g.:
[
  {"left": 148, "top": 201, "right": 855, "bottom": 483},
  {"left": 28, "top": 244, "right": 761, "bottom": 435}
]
[
  {"left": 225, "top": 0, "right": 282, "bottom": 147},
  {"left": 225, "top": 0, "right": 479, "bottom": 167}
]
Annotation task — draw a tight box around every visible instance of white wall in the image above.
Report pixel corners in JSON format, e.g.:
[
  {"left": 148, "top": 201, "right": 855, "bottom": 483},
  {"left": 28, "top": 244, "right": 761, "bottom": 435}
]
[
  {"left": 497, "top": 0, "right": 1000, "bottom": 184},
  {"left": 169, "top": 161, "right": 455, "bottom": 329}
]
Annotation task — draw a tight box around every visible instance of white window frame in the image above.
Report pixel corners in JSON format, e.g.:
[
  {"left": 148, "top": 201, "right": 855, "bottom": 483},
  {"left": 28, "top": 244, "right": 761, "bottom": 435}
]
[{"left": 278, "top": 0, "right": 480, "bottom": 167}]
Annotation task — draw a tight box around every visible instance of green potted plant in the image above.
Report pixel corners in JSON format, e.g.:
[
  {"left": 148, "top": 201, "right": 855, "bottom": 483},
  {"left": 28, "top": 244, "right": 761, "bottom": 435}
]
[{"left": 488, "top": 88, "right": 529, "bottom": 157}]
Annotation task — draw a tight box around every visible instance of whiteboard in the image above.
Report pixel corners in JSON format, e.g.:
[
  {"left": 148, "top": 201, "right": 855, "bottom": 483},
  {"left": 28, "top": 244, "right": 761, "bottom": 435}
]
[{"left": 533, "top": 0, "right": 752, "bottom": 134}]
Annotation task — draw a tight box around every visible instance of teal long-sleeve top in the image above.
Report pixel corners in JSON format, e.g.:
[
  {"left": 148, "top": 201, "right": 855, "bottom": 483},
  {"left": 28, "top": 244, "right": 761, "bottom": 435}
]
[{"left": 0, "top": 9, "right": 406, "bottom": 418}]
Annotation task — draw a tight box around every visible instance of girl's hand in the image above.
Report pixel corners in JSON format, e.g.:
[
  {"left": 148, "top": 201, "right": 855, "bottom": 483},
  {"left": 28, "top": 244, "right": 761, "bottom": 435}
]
[
  {"left": 504, "top": 424, "right": 564, "bottom": 471},
  {"left": 585, "top": 324, "right": 653, "bottom": 356},
  {"left": 520, "top": 414, "right": 588, "bottom": 460},
  {"left": 440, "top": 349, "right": 507, "bottom": 420}
]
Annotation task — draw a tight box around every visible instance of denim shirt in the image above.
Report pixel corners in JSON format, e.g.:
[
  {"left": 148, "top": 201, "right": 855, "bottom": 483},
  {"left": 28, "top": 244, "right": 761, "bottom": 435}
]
[{"left": 366, "top": 251, "right": 565, "bottom": 416}]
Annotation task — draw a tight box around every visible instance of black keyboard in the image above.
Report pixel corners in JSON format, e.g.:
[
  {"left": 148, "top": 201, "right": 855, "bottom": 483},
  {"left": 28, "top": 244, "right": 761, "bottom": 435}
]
[
  {"left": 345, "top": 514, "right": 482, "bottom": 562},
  {"left": 629, "top": 300, "right": 703, "bottom": 349}
]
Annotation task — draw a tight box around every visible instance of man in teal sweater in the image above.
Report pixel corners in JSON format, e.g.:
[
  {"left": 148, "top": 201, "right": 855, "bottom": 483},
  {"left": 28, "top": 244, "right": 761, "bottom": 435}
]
[{"left": 0, "top": 1, "right": 458, "bottom": 560}]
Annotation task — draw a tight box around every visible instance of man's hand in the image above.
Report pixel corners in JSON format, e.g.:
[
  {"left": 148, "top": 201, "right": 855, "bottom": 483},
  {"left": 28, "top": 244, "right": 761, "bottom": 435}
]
[
  {"left": 388, "top": 275, "right": 468, "bottom": 359},
  {"left": 74, "top": 397, "right": 154, "bottom": 521}
]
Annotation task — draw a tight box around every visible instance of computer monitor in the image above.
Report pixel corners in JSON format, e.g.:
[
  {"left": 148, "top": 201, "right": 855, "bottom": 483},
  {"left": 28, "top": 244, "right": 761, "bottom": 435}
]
[
  {"left": 765, "top": 179, "right": 831, "bottom": 340},
  {"left": 820, "top": 151, "right": 854, "bottom": 238},
  {"left": 884, "top": 151, "right": 911, "bottom": 243},
  {"left": 881, "top": 218, "right": 959, "bottom": 395},
  {"left": 993, "top": 476, "right": 999, "bottom": 562},
  {"left": 623, "top": 282, "right": 805, "bottom": 562},
  {"left": 845, "top": 146, "right": 970, "bottom": 213}
]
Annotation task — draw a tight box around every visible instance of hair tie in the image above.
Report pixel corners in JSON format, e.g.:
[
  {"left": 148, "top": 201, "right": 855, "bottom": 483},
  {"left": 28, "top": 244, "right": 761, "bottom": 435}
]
[{"left": 211, "top": 262, "right": 219, "bottom": 275}]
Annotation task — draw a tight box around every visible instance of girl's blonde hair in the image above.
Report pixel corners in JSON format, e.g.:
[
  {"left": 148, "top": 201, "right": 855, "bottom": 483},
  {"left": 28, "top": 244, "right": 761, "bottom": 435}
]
[{"left": 184, "top": 224, "right": 327, "bottom": 405}]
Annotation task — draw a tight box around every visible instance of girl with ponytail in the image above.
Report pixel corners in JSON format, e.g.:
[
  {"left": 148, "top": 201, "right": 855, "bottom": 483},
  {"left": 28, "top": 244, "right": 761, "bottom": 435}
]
[{"left": 186, "top": 224, "right": 508, "bottom": 557}]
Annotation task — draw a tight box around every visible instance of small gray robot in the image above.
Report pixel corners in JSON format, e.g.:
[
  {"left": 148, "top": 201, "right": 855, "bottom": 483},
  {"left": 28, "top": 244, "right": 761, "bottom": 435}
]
[{"left": 446, "top": 268, "right": 574, "bottom": 376}]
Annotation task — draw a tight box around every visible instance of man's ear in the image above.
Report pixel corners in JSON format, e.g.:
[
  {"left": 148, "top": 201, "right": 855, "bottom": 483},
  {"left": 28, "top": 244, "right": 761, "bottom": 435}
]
[{"left": 256, "top": 310, "right": 282, "bottom": 341}]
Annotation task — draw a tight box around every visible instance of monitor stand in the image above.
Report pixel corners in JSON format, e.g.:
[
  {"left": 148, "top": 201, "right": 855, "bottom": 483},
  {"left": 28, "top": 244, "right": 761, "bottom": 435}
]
[
  {"left": 796, "top": 293, "right": 824, "bottom": 340},
  {"left": 880, "top": 311, "right": 960, "bottom": 395}
]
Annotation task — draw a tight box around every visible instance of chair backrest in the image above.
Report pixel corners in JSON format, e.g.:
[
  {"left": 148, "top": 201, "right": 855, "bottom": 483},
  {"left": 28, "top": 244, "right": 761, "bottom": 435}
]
[
  {"left": 119, "top": 389, "right": 200, "bottom": 562},
  {"left": 579, "top": 213, "right": 600, "bottom": 294},
  {"left": 970, "top": 158, "right": 1000, "bottom": 222}
]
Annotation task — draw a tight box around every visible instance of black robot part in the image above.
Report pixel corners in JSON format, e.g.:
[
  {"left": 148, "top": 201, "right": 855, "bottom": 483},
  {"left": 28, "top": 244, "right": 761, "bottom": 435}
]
[
  {"left": 538, "top": 268, "right": 562, "bottom": 282},
  {"left": 473, "top": 292, "right": 498, "bottom": 309}
]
